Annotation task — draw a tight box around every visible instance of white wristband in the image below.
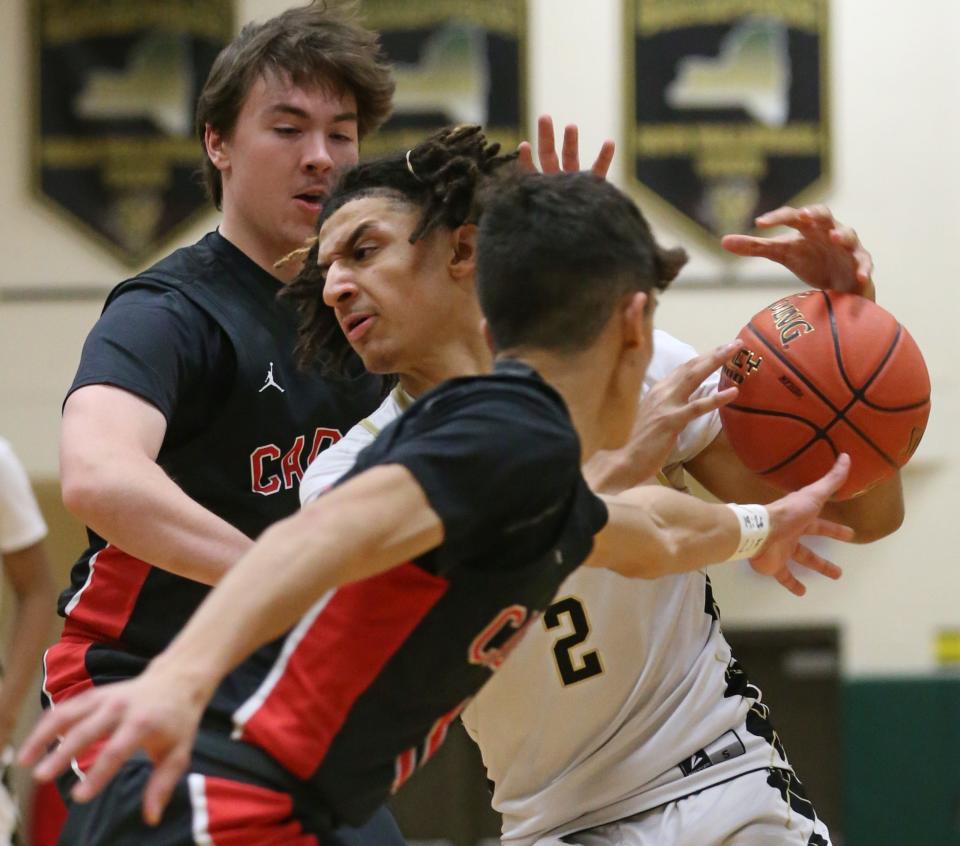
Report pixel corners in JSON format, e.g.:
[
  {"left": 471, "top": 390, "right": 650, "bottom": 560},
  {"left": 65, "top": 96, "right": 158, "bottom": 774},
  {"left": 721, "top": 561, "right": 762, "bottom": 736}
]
[{"left": 726, "top": 504, "right": 770, "bottom": 560}]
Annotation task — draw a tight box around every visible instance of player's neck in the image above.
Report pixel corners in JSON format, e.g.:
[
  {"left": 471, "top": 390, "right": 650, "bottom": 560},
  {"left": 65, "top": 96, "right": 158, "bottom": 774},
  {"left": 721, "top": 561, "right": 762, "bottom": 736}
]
[
  {"left": 506, "top": 349, "right": 614, "bottom": 463},
  {"left": 398, "top": 335, "right": 493, "bottom": 398},
  {"left": 217, "top": 216, "right": 303, "bottom": 284}
]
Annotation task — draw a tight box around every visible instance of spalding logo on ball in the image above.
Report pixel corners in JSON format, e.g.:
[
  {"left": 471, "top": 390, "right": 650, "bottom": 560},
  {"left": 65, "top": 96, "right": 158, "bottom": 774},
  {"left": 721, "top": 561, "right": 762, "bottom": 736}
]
[{"left": 718, "top": 290, "right": 930, "bottom": 500}]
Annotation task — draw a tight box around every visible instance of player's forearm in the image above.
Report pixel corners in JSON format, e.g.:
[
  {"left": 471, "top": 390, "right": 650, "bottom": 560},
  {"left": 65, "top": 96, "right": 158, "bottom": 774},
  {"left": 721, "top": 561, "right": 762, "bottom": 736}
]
[
  {"left": 62, "top": 452, "right": 252, "bottom": 585},
  {"left": 151, "top": 464, "right": 443, "bottom": 702},
  {"left": 821, "top": 472, "right": 903, "bottom": 543},
  {"left": 590, "top": 487, "right": 740, "bottom": 577}
]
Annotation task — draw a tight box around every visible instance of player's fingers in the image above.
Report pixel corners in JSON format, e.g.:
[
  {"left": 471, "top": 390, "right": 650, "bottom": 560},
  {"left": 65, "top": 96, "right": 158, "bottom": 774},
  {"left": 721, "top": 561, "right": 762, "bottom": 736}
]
[
  {"left": 516, "top": 142, "right": 536, "bottom": 173},
  {"left": 806, "top": 517, "right": 856, "bottom": 543},
  {"left": 682, "top": 387, "right": 738, "bottom": 421},
  {"left": 776, "top": 567, "right": 806, "bottom": 597},
  {"left": 590, "top": 140, "right": 616, "bottom": 178},
  {"left": 754, "top": 205, "right": 803, "bottom": 228},
  {"left": 143, "top": 747, "right": 190, "bottom": 826},
  {"left": 829, "top": 224, "right": 859, "bottom": 250},
  {"left": 720, "top": 233, "right": 790, "bottom": 258},
  {"left": 679, "top": 340, "right": 742, "bottom": 386},
  {"left": 855, "top": 247, "right": 875, "bottom": 284},
  {"left": 33, "top": 704, "right": 120, "bottom": 782},
  {"left": 18, "top": 704, "right": 78, "bottom": 767},
  {"left": 793, "top": 543, "right": 843, "bottom": 579},
  {"left": 804, "top": 454, "right": 851, "bottom": 501},
  {"left": 798, "top": 204, "right": 835, "bottom": 228},
  {"left": 71, "top": 722, "right": 149, "bottom": 802},
  {"left": 561, "top": 124, "right": 580, "bottom": 172},
  {"left": 537, "top": 115, "right": 560, "bottom": 172}
]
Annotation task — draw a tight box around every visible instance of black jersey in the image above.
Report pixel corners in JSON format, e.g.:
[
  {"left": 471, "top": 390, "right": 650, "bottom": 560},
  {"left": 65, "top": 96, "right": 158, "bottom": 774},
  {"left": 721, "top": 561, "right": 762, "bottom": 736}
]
[
  {"left": 46, "top": 232, "right": 383, "bottom": 707},
  {"left": 211, "top": 361, "right": 608, "bottom": 827}
]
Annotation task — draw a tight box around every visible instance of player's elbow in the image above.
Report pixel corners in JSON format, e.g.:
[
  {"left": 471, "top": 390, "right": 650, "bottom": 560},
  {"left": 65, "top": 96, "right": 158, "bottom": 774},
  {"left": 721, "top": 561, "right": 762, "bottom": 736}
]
[{"left": 60, "top": 452, "right": 126, "bottom": 524}]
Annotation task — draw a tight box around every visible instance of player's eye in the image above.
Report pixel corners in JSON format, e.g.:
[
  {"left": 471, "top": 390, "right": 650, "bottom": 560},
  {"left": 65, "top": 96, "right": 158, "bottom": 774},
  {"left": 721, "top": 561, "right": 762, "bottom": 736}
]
[{"left": 274, "top": 125, "right": 300, "bottom": 136}]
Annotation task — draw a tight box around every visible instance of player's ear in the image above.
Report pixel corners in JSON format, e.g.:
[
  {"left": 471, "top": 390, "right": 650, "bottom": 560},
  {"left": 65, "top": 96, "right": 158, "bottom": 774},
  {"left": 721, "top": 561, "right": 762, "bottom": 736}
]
[
  {"left": 448, "top": 224, "right": 478, "bottom": 280},
  {"left": 480, "top": 318, "right": 495, "bottom": 352},
  {"left": 620, "top": 291, "right": 649, "bottom": 350},
  {"left": 204, "top": 124, "right": 230, "bottom": 173}
]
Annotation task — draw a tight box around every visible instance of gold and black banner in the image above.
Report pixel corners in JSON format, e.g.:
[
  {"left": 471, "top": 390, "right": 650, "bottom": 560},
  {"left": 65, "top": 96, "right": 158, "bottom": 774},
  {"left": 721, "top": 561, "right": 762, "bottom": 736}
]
[
  {"left": 359, "top": 0, "right": 527, "bottom": 158},
  {"left": 34, "top": 0, "right": 233, "bottom": 265},
  {"left": 625, "top": 0, "right": 830, "bottom": 247}
]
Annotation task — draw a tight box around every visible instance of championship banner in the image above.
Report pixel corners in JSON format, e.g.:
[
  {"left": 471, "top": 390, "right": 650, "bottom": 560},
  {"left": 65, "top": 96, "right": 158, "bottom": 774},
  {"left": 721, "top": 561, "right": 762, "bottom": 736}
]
[
  {"left": 626, "top": 1, "right": 830, "bottom": 247},
  {"left": 34, "top": 1, "right": 233, "bottom": 266},
  {"left": 359, "top": 0, "right": 527, "bottom": 158}
]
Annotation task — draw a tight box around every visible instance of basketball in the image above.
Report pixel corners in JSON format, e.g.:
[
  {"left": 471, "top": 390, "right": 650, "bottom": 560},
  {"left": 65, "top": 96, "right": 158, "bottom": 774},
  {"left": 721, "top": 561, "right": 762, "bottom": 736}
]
[{"left": 718, "top": 290, "right": 930, "bottom": 500}]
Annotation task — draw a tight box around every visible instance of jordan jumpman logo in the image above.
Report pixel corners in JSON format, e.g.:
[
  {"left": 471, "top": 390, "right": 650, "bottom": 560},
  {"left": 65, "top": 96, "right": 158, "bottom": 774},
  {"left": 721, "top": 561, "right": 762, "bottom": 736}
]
[{"left": 259, "top": 362, "right": 285, "bottom": 393}]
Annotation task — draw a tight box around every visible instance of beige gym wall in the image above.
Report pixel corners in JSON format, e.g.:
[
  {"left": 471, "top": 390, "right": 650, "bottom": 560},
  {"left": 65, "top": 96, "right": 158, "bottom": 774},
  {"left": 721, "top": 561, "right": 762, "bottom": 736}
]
[{"left": 0, "top": 0, "right": 957, "bottom": 676}]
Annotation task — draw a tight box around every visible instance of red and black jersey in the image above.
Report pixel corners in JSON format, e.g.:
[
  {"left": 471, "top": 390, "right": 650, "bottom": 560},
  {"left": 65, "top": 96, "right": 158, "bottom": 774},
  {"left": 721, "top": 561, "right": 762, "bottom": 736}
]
[
  {"left": 45, "top": 232, "right": 383, "bottom": 712},
  {"left": 208, "top": 361, "right": 609, "bottom": 827}
]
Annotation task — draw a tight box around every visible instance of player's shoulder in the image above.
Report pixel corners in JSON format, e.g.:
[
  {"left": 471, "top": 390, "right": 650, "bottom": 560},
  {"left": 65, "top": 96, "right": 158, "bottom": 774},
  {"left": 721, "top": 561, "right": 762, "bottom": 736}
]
[
  {"left": 300, "top": 388, "right": 408, "bottom": 503},
  {"left": 105, "top": 233, "right": 226, "bottom": 309},
  {"left": 645, "top": 330, "right": 699, "bottom": 384}
]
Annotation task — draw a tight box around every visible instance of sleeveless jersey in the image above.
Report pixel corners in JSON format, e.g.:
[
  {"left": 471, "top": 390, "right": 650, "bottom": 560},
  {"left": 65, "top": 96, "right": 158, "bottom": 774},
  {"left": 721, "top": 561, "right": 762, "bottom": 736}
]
[
  {"left": 217, "top": 361, "right": 608, "bottom": 827},
  {"left": 302, "top": 331, "right": 793, "bottom": 844},
  {"left": 45, "top": 232, "right": 384, "bottom": 716}
]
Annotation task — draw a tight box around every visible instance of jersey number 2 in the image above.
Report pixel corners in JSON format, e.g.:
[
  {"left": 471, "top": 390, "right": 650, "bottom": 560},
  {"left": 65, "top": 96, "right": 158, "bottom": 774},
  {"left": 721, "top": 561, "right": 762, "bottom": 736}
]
[{"left": 544, "top": 597, "right": 603, "bottom": 686}]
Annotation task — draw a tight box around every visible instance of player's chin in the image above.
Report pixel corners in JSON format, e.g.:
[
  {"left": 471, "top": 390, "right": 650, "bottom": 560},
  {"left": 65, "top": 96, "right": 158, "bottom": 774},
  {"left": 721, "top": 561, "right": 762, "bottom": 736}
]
[{"left": 356, "top": 346, "right": 398, "bottom": 377}]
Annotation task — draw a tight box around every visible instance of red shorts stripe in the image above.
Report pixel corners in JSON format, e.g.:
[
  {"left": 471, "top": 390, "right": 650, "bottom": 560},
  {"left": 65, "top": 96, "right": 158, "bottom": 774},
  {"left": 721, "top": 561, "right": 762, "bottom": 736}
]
[
  {"left": 64, "top": 546, "right": 152, "bottom": 641},
  {"left": 42, "top": 639, "right": 94, "bottom": 705},
  {"left": 238, "top": 562, "right": 448, "bottom": 778},
  {"left": 192, "top": 775, "right": 319, "bottom": 846}
]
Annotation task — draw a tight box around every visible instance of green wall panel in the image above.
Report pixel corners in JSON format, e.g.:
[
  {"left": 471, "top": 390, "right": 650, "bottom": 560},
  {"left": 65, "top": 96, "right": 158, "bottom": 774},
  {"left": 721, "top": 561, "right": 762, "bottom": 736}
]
[{"left": 844, "top": 677, "right": 960, "bottom": 845}]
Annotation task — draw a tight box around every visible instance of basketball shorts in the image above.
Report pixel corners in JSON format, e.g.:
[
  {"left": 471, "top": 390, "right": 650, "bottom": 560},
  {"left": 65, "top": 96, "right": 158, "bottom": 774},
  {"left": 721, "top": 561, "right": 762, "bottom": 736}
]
[
  {"left": 57, "top": 757, "right": 406, "bottom": 846},
  {"left": 539, "top": 768, "right": 832, "bottom": 846}
]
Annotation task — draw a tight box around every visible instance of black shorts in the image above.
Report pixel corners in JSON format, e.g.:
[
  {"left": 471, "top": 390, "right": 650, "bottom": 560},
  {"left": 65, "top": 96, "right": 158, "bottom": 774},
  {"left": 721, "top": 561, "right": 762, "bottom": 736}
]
[{"left": 57, "top": 756, "right": 405, "bottom": 846}]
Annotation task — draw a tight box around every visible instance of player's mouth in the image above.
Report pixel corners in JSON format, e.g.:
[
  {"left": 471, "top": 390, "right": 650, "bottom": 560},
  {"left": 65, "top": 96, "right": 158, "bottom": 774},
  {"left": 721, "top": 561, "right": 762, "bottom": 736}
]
[
  {"left": 341, "top": 312, "right": 376, "bottom": 343},
  {"left": 294, "top": 191, "right": 327, "bottom": 213}
]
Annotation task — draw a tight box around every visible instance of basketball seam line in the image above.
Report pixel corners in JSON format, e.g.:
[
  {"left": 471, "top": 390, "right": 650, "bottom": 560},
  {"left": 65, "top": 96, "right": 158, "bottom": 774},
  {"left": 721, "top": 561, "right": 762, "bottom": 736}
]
[
  {"left": 823, "top": 293, "right": 921, "bottom": 411},
  {"left": 744, "top": 320, "right": 899, "bottom": 471}
]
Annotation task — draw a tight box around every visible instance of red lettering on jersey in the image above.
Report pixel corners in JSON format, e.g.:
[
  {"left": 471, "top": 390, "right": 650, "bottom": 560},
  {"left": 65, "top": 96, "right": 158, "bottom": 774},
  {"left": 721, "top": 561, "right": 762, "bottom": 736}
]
[
  {"left": 250, "top": 428, "right": 343, "bottom": 497},
  {"left": 469, "top": 605, "right": 534, "bottom": 670},
  {"left": 308, "top": 427, "right": 342, "bottom": 464},
  {"left": 250, "top": 445, "right": 282, "bottom": 496},
  {"left": 280, "top": 435, "right": 306, "bottom": 490}
]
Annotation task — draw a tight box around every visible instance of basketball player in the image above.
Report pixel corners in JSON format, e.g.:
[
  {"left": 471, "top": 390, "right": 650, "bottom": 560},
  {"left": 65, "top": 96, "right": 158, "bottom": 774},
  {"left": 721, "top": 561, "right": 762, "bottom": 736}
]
[
  {"left": 0, "top": 437, "right": 56, "bottom": 844},
  {"left": 21, "top": 150, "right": 853, "bottom": 844},
  {"left": 42, "top": 3, "right": 404, "bottom": 843},
  {"left": 291, "top": 126, "right": 900, "bottom": 846}
]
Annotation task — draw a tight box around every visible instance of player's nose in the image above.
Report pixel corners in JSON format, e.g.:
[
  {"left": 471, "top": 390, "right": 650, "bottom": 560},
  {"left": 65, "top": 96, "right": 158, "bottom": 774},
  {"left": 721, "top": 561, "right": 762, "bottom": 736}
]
[
  {"left": 323, "top": 262, "right": 358, "bottom": 306},
  {"left": 302, "top": 132, "right": 335, "bottom": 174}
]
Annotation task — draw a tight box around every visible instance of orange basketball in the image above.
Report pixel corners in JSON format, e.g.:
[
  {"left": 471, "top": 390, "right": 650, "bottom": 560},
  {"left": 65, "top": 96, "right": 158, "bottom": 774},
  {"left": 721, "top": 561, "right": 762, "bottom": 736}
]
[{"left": 718, "top": 290, "right": 930, "bottom": 500}]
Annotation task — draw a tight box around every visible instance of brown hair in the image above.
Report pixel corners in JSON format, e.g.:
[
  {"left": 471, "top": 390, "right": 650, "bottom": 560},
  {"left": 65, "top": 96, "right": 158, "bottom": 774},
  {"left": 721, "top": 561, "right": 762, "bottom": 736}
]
[{"left": 196, "top": 0, "right": 395, "bottom": 208}]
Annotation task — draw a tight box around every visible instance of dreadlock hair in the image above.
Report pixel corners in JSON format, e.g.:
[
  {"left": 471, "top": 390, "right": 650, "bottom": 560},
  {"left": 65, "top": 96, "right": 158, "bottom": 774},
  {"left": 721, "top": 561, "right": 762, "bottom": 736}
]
[{"left": 282, "top": 125, "right": 516, "bottom": 377}]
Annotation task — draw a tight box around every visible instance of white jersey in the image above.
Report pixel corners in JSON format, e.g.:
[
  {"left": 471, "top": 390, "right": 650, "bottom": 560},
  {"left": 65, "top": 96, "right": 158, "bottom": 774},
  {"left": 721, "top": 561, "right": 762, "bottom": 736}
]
[
  {"left": 300, "top": 332, "right": 790, "bottom": 845},
  {"left": 0, "top": 437, "right": 48, "bottom": 607}
]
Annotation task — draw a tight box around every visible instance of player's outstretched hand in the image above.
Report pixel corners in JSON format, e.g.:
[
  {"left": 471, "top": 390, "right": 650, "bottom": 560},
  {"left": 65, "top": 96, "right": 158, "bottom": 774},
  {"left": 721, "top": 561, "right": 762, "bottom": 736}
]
[
  {"left": 518, "top": 114, "right": 615, "bottom": 178},
  {"left": 19, "top": 668, "right": 204, "bottom": 826},
  {"left": 750, "top": 454, "right": 855, "bottom": 595},
  {"left": 585, "top": 340, "right": 742, "bottom": 493},
  {"left": 721, "top": 205, "right": 875, "bottom": 301}
]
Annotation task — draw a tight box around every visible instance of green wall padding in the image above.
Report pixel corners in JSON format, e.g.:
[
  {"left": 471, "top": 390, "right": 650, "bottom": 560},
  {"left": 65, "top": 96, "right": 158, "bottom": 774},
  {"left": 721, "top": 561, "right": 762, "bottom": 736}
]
[{"left": 844, "top": 677, "right": 960, "bottom": 845}]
